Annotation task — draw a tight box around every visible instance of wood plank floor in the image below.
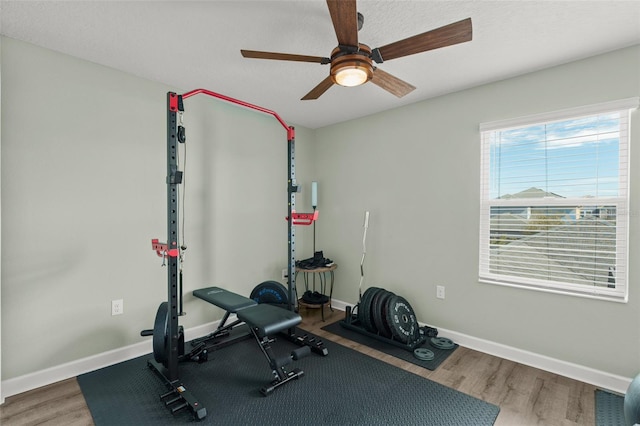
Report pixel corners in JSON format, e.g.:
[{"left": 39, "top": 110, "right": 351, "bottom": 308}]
[{"left": 0, "top": 308, "right": 597, "bottom": 425}]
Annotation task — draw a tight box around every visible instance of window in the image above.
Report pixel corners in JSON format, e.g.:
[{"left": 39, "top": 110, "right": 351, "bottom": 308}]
[{"left": 479, "top": 98, "right": 638, "bottom": 302}]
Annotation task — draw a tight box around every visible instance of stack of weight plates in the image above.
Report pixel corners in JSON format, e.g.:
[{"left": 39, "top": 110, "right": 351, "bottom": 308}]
[
  {"left": 357, "top": 287, "right": 419, "bottom": 344},
  {"left": 429, "top": 337, "right": 455, "bottom": 350},
  {"left": 413, "top": 347, "right": 435, "bottom": 361}
]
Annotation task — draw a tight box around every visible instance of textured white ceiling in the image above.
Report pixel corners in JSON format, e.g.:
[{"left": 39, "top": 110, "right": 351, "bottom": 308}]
[{"left": 2, "top": 0, "right": 639, "bottom": 128}]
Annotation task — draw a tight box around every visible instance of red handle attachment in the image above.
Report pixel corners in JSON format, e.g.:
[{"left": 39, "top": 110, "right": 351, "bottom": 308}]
[
  {"left": 151, "top": 238, "right": 179, "bottom": 257},
  {"left": 286, "top": 210, "right": 319, "bottom": 226}
]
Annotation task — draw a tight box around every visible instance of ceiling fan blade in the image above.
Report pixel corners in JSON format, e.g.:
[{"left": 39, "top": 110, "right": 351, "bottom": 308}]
[
  {"left": 326, "top": 0, "right": 358, "bottom": 47},
  {"left": 375, "top": 18, "right": 472, "bottom": 62},
  {"left": 370, "top": 68, "right": 416, "bottom": 98},
  {"left": 301, "top": 76, "right": 335, "bottom": 100},
  {"left": 241, "top": 49, "right": 329, "bottom": 64}
]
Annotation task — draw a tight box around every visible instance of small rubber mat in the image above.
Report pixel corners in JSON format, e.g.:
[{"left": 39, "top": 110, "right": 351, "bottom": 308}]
[
  {"left": 321, "top": 320, "right": 457, "bottom": 371},
  {"left": 595, "top": 389, "right": 625, "bottom": 426}
]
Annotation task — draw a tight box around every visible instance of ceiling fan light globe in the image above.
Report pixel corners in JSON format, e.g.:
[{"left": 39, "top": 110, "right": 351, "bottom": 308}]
[{"left": 335, "top": 67, "right": 369, "bottom": 87}]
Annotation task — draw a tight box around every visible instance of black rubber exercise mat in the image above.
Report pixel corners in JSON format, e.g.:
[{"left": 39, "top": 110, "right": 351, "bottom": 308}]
[
  {"left": 321, "top": 320, "right": 457, "bottom": 371},
  {"left": 78, "top": 331, "right": 499, "bottom": 425}
]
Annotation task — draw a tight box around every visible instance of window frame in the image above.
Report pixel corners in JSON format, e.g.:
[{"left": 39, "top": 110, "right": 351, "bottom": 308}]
[{"left": 479, "top": 98, "right": 638, "bottom": 302}]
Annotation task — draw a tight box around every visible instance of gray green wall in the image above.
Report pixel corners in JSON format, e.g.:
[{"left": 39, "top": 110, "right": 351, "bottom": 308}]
[
  {"left": 1, "top": 35, "right": 639, "bottom": 386},
  {"left": 0, "top": 37, "right": 315, "bottom": 380},
  {"left": 314, "top": 44, "right": 640, "bottom": 378},
  {"left": 0, "top": 35, "right": 3, "bottom": 399}
]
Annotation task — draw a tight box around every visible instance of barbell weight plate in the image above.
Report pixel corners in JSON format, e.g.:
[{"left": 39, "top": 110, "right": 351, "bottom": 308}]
[
  {"left": 152, "top": 302, "right": 169, "bottom": 366},
  {"left": 364, "top": 287, "right": 385, "bottom": 333},
  {"left": 413, "top": 348, "right": 435, "bottom": 361},
  {"left": 373, "top": 290, "right": 394, "bottom": 338},
  {"left": 358, "top": 287, "right": 381, "bottom": 333},
  {"left": 385, "top": 295, "right": 418, "bottom": 344},
  {"left": 370, "top": 289, "right": 386, "bottom": 336},
  {"left": 380, "top": 291, "right": 397, "bottom": 339},
  {"left": 250, "top": 281, "right": 289, "bottom": 305},
  {"left": 430, "top": 337, "right": 455, "bottom": 350},
  {"left": 357, "top": 288, "right": 371, "bottom": 329},
  {"left": 371, "top": 288, "right": 388, "bottom": 334},
  {"left": 431, "top": 337, "right": 455, "bottom": 349}
]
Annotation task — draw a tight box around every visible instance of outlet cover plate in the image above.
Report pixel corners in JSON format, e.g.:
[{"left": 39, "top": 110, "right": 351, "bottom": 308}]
[{"left": 112, "top": 299, "right": 124, "bottom": 315}]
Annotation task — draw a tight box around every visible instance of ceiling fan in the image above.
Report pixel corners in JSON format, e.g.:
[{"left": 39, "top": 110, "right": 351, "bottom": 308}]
[{"left": 241, "top": 0, "right": 472, "bottom": 100}]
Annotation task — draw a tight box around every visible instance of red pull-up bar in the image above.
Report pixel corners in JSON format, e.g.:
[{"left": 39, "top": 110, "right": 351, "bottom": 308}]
[{"left": 177, "top": 88, "right": 295, "bottom": 140}]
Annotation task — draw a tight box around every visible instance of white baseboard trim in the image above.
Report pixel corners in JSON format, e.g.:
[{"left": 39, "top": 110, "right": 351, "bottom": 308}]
[
  {"left": 0, "top": 318, "right": 225, "bottom": 401},
  {"left": 333, "top": 299, "right": 632, "bottom": 395},
  {"left": 433, "top": 325, "right": 632, "bottom": 394},
  {"left": 1, "top": 301, "right": 632, "bottom": 402},
  {"left": 328, "top": 299, "right": 350, "bottom": 313}
]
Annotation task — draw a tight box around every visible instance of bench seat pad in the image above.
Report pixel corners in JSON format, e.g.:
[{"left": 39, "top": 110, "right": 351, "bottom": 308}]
[
  {"left": 236, "top": 303, "right": 301, "bottom": 337},
  {"left": 192, "top": 286, "right": 257, "bottom": 312}
]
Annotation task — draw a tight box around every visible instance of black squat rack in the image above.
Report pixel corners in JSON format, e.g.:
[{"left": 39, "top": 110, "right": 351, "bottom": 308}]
[{"left": 143, "top": 89, "right": 326, "bottom": 421}]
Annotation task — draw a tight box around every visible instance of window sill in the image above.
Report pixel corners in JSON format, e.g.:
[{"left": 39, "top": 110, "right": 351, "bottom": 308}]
[{"left": 478, "top": 278, "right": 628, "bottom": 303}]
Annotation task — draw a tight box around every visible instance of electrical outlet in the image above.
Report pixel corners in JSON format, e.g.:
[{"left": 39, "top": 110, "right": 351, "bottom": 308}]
[
  {"left": 282, "top": 268, "right": 289, "bottom": 281},
  {"left": 112, "top": 299, "right": 124, "bottom": 316},
  {"left": 436, "top": 286, "right": 445, "bottom": 300}
]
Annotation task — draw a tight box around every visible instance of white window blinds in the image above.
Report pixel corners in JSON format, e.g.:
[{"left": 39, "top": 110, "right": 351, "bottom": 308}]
[{"left": 479, "top": 98, "right": 638, "bottom": 301}]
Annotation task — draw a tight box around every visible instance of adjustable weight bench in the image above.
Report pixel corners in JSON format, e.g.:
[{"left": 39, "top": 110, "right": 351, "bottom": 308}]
[
  {"left": 191, "top": 287, "right": 258, "bottom": 347},
  {"left": 192, "top": 286, "right": 310, "bottom": 395}
]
